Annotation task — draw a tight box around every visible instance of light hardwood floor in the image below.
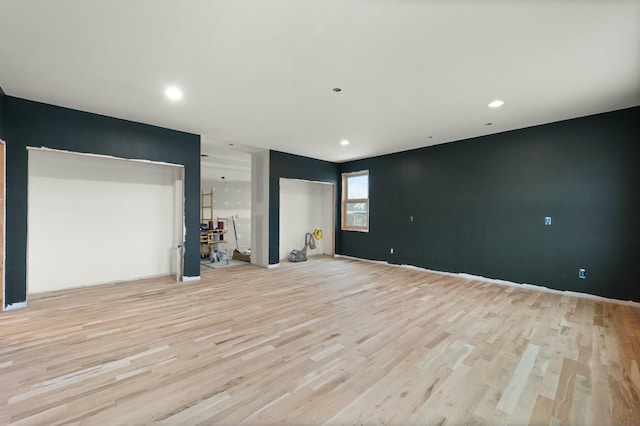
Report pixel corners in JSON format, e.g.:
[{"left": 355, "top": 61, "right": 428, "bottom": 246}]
[{"left": 1, "top": 257, "right": 639, "bottom": 425}]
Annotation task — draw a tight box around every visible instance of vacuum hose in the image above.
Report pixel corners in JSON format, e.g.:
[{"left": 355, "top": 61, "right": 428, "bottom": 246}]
[{"left": 305, "top": 233, "right": 316, "bottom": 250}]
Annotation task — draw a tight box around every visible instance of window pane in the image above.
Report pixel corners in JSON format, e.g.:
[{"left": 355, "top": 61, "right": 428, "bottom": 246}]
[
  {"left": 345, "top": 202, "right": 368, "bottom": 227},
  {"left": 347, "top": 174, "right": 368, "bottom": 199}
]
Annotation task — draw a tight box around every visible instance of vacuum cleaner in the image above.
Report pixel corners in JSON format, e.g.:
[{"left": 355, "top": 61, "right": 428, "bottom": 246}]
[{"left": 288, "top": 232, "right": 317, "bottom": 262}]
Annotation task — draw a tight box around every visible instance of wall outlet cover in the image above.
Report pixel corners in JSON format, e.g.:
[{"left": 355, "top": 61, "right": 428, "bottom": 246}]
[{"left": 545, "top": 217, "right": 552, "bottom": 225}]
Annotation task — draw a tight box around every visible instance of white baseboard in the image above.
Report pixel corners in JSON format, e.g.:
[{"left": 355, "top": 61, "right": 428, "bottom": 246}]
[
  {"left": 182, "top": 276, "right": 201, "bottom": 282},
  {"left": 334, "top": 254, "right": 640, "bottom": 307},
  {"left": 4, "top": 301, "right": 27, "bottom": 311}
]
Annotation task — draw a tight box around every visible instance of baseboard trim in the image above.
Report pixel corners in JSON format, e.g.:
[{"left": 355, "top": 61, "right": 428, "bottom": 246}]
[
  {"left": 334, "top": 254, "right": 640, "bottom": 307},
  {"left": 4, "top": 301, "right": 27, "bottom": 311}
]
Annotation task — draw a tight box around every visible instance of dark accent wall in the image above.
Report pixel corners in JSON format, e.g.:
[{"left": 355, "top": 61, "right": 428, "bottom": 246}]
[
  {"left": 340, "top": 107, "right": 640, "bottom": 301},
  {"left": 0, "top": 86, "right": 6, "bottom": 140},
  {"left": 4, "top": 97, "right": 200, "bottom": 307},
  {"left": 269, "top": 150, "right": 340, "bottom": 265}
]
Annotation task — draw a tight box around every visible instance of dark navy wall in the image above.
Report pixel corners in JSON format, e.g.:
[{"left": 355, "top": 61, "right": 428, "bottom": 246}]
[
  {"left": 4, "top": 97, "right": 200, "bottom": 307},
  {"left": 340, "top": 107, "right": 640, "bottom": 301},
  {"left": 269, "top": 150, "right": 340, "bottom": 265}
]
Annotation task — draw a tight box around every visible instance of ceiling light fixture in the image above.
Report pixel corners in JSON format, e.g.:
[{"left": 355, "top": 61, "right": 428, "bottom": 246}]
[
  {"left": 165, "top": 86, "right": 183, "bottom": 101},
  {"left": 488, "top": 99, "right": 504, "bottom": 108},
  {"left": 340, "top": 139, "right": 350, "bottom": 146},
  {"left": 484, "top": 122, "right": 493, "bottom": 126},
  {"left": 332, "top": 87, "right": 342, "bottom": 92}
]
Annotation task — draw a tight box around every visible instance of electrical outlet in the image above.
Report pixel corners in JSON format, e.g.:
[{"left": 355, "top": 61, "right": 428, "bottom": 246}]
[
  {"left": 579, "top": 268, "right": 586, "bottom": 279},
  {"left": 410, "top": 216, "right": 414, "bottom": 222},
  {"left": 545, "top": 217, "right": 552, "bottom": 225},
  {"left": 390, "top": 248, "right": 394, "bottom": 254}
]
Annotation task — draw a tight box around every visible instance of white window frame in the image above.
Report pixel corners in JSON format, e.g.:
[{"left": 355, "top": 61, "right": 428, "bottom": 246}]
[{"left": 341, "top": 170, "right": 369, "bottom": 232}]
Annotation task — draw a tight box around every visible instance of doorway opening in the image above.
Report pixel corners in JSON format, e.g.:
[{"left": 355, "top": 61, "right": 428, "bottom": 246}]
[
  {"left": 279, "top": 178, "right": 335, "bottom": 261},
  {"left": 1, "top": 140, "right": 5, "bottom": 310},
  {"left": 200, "top": 140, "right": 252, "bottom": 272},
  {"left": 27, "top": 148, "right": 184, "bottom": 296}
]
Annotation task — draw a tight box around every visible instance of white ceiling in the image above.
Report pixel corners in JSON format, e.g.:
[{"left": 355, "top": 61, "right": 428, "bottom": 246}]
[
  {"left": 1, "top": 0, "right": 639, "bottom": 164},
  {"left": 200, "top": 136, "right": 252, "bottom": 183}
]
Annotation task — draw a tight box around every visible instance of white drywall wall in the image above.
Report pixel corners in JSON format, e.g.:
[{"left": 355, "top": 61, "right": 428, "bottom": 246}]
[
  {"left": 279, "top": 178, "right": 333, "bottom": 260},
  {"left": 201, "top": 180, "right": 251, "bottom": 251},
  {"left": 251, "top": 151, "right": 270, "bottom": 266},
  {"left": 28, "top": 150, "right": 182, "bottom": 293}
]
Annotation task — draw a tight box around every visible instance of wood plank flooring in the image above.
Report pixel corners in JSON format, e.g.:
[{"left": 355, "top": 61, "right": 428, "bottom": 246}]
[{"left": 1, "top": 257, "right": 639, "bottom": 425}]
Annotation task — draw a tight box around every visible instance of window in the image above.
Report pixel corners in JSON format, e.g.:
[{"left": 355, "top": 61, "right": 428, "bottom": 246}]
[{"left": 342, "top": 170, "right": 369, "bottom": 232}]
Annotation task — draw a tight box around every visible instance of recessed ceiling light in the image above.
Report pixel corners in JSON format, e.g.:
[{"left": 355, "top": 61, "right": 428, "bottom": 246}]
[
  {"left": 340, "top": 139, "right": 350, "bottom": 146},
  {"left": 488, "top": 100, "right": 504, "bottom": 108},
  {"left": 332, "top": 87, "right": 342, "bottom": 92},
  {"left": 165, "top": 86, "right": 183, "bottom": 101}
]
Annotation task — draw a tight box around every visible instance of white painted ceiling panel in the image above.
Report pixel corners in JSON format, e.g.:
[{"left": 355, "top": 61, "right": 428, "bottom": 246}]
[{"left": 1, "top": 0, "right": 638, "bottom": 162}]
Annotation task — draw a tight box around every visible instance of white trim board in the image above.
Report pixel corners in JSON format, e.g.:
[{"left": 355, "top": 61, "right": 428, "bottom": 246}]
[
  {"left": 334, "top": 254, "right": 640, "bottom": 308},
  {"left": 4, "top": 301, "right": 27, "bottom": 312},
  {"left": 27, "top": 146, "right": 184, "bottom": 169}
]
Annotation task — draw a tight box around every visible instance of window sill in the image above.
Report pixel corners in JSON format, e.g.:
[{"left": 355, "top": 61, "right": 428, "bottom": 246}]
[{"left": 341, "top": 227, "right": 369, "bottom": 233}]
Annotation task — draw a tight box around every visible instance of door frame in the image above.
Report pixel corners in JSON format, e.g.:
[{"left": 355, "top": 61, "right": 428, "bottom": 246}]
[
  {"left": 1, "top": 140, "right": 5, "bottom": 311},
  {"left": 25, "top": 147, "right": 185, "bottom": 298},
  {"left": 278, "top": 177, "right": 336, "bottom": 260}
]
